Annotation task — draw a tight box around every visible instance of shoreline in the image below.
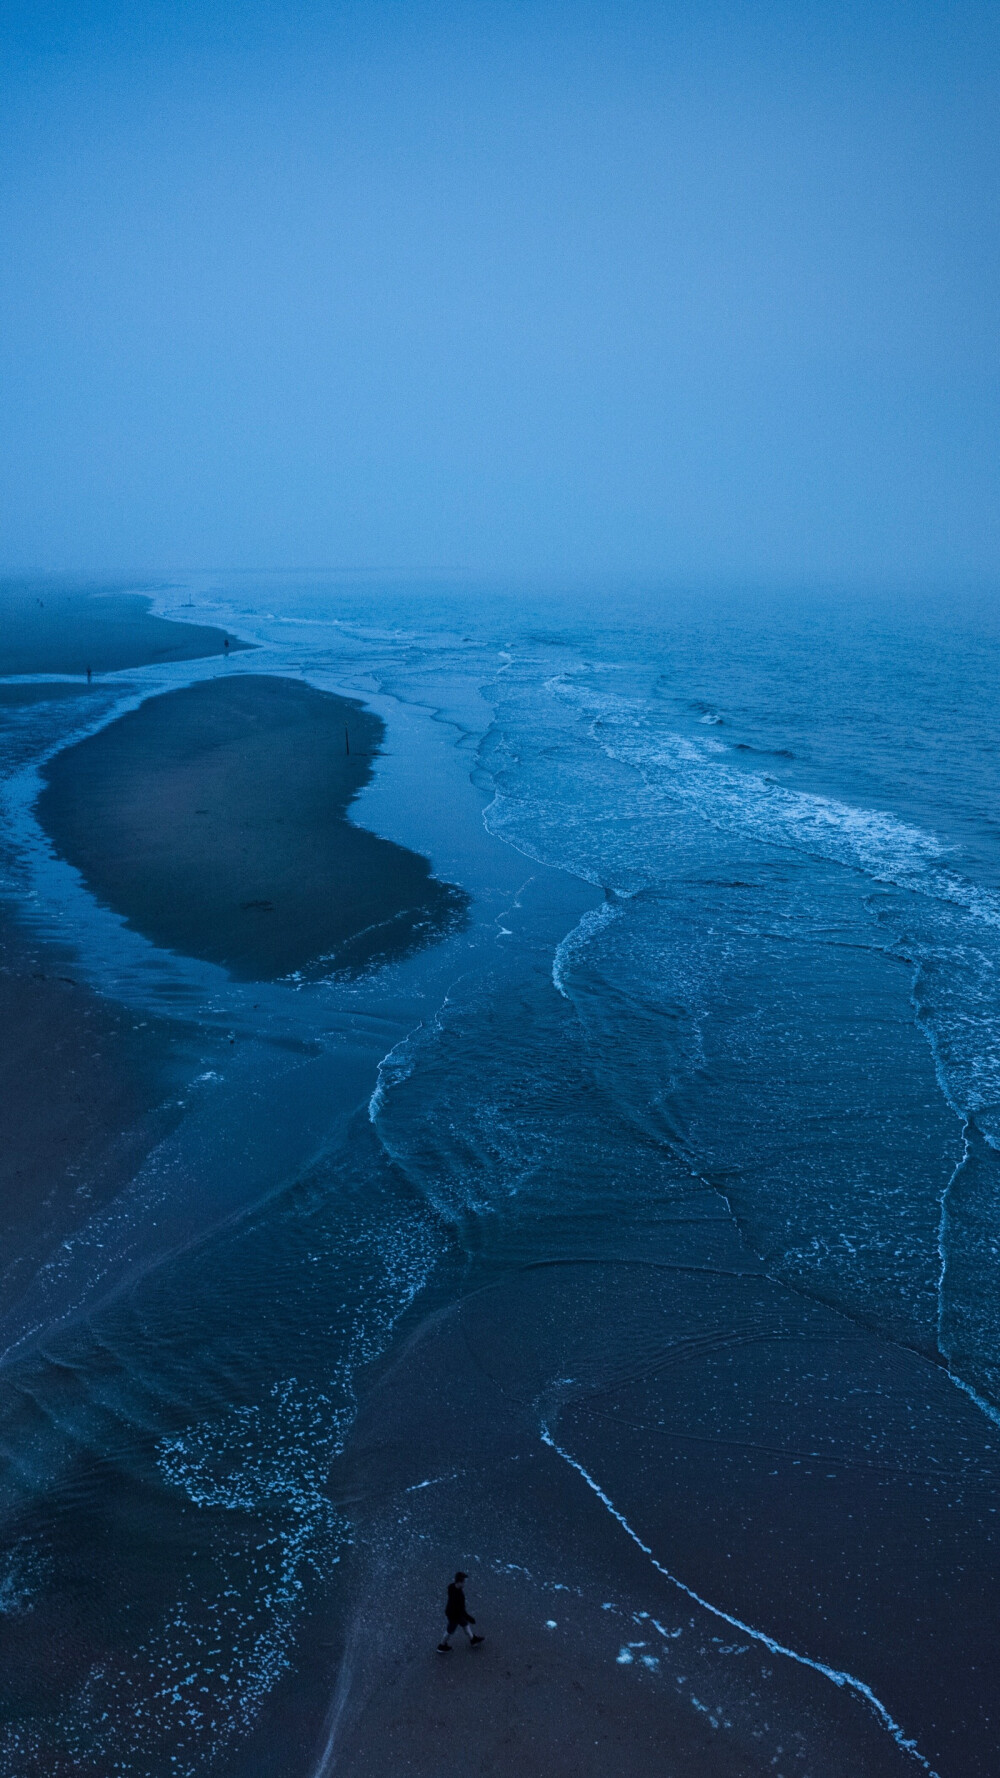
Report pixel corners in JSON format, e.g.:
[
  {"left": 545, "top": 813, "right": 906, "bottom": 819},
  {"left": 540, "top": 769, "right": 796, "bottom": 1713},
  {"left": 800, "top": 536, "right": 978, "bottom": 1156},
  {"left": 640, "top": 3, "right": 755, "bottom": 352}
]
[
  {"left": 0, "top": 591, "right": 242, "bottom": 1339},
  {"left": 2, "top": 582, "right": 1000, "bottom": 1775}
]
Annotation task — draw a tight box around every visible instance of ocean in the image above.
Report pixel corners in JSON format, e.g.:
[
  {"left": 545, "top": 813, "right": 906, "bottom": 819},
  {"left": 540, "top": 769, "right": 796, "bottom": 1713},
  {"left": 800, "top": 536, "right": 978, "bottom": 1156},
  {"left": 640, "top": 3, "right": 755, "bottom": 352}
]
[{"left": 1, "top": 576, "right": 998, "bottom": 1776}]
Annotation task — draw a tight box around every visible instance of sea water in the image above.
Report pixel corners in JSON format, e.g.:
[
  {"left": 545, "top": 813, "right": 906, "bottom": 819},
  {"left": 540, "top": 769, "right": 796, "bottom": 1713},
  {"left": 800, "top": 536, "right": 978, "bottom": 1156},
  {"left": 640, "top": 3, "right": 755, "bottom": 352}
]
[{"left": 0, "top": 576, "right": 998, "bottom": 1775}]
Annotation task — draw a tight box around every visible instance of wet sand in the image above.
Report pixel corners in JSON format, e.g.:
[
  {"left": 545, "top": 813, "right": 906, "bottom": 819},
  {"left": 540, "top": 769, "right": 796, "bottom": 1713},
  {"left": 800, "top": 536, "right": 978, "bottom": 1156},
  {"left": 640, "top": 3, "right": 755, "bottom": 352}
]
[
  {"left": 314, "top": 1248, "right": 1000, "bottom": 1778},
  {"left": 36, "top": 674, "right": 469, "bottom": 981},
  {"left": 0, "top": 593, "right": 235, "bottom": 1325},
  {"left": 5, "top": 589, "right": 997, "bottom": 1777},
  {"left": 0, "top": 580, "right": 246, "bottom": 675},
  {"left": 0, "top": 920, "right": 194, "bottom": 1323}
]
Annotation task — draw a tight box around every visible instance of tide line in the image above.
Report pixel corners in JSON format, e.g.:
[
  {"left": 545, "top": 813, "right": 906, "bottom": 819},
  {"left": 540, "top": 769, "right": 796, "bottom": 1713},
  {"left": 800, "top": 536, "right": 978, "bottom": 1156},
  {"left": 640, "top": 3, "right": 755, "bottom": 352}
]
[
  {"left": 935, "top": 1122, "right": 1000, "bottom": 1433},
  {"left": 540, "top": 1422, "right": 939, "bottom": 1777}
]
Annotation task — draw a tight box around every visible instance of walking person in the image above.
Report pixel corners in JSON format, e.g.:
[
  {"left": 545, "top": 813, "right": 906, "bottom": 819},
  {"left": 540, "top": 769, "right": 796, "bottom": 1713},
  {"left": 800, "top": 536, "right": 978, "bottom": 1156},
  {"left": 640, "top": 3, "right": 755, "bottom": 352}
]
[{"left": 437, "top": 1571, "right": 485, "bottom": 1652}]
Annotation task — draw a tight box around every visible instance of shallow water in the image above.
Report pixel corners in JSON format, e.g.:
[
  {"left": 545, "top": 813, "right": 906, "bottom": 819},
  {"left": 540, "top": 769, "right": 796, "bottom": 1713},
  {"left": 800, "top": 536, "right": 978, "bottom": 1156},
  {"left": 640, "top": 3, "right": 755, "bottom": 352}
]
[{"left": 1, "top": 576, "right": 999, "bottom": 1775}]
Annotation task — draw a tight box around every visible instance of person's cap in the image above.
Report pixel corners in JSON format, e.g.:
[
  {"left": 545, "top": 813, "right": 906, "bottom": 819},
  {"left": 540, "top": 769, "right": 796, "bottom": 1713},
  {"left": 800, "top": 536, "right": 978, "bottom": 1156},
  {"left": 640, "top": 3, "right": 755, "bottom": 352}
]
[{"left": 454, "top": 1570, "right": 467, "bottom": 1582}]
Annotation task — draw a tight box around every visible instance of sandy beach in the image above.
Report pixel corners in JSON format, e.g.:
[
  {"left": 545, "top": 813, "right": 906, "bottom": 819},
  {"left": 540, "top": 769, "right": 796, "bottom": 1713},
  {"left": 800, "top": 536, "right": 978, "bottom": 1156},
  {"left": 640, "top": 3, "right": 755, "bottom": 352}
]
[
  {"left": 3, "top": 582, "right": 1000, "bottom": 1778},
  {"left": 0, "top": 581, "right": 246, "bottom": 676},
  {"left": 36, "top": 673, "right": 469, "bottom": 981},
  {"left": 0, "top": 590, "right": 235, "bottom": 1317},
  {"left": 1, "top": 589, "right": 467, "bottom": 1344},
  {"left": 0, "top": 592, "right": 476, "bottom": 1773}
]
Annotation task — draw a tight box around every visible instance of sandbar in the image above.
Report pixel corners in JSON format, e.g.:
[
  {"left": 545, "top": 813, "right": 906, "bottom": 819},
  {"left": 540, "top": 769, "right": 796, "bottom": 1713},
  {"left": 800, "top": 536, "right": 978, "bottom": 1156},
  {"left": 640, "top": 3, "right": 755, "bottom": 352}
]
[
  {"left": 1, "top": 588, "right": 240, "bottom": 1288},
  {"left": 36, "top": 674, "right": 469, "bottom": 981},
  {"left": 0, "top": 579, "right": 248, "bottom": 676}
]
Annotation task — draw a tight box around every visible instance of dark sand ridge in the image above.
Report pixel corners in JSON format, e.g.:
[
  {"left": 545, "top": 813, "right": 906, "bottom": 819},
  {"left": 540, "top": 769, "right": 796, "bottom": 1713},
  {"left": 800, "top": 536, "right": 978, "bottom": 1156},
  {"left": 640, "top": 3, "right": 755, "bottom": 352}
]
[
  {"left": 0, "top": 580, "right": 246, "bottom": 675},
  {"left": 36, "top": 674, "right": 469, "bottom": 981}
]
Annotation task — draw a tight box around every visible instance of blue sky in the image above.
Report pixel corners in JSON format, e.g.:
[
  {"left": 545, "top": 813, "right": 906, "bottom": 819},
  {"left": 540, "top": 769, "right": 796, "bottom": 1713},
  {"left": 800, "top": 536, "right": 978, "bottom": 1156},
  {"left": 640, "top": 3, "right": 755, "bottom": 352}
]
[{"left": 1, "top": 1, "right": 997, "bottom": 580}]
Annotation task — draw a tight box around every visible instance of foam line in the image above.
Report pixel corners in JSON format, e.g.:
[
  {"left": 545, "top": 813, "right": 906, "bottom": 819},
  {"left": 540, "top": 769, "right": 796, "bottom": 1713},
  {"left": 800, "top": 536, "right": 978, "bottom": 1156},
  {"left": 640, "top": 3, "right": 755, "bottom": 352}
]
[
  {"left": 935, "top": 1124, "right": 1000, "bottom": 1433},
  {"left": 551, "top": 899, "right": 622, "bottom": 999},
  {"left": 367, "top": 1025, "right": 423, "bottom": 1124},
  {"left": 540, "top": 1423, "right": 939, "bottom": 1776},
  {"left": 947, "top": 1372, "right": 1000, "bottom": 1430},
  {"left": 936, "top": 1127, "right": 969, "bottom": 1357}
]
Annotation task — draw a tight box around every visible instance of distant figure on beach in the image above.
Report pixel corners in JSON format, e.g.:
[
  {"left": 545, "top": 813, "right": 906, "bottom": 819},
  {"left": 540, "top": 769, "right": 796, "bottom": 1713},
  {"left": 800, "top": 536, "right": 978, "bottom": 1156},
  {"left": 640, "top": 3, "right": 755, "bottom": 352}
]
[
  {"left": 437, "top": 1571, "right": 485, "bottom": 1652},
  {"left": 86, "top": 666, "right": 92, "bottom": 682},
  {"left": 223, "top": 637, "right": 229, "bottom": 652}
]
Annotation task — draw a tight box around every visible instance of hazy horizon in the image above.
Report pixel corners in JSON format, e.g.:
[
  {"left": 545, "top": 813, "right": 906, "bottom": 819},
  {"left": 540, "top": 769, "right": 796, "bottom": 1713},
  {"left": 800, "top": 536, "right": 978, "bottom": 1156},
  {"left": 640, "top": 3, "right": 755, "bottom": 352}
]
[{"left": 2, "top": 0, "right": 997, "bottom": 582}]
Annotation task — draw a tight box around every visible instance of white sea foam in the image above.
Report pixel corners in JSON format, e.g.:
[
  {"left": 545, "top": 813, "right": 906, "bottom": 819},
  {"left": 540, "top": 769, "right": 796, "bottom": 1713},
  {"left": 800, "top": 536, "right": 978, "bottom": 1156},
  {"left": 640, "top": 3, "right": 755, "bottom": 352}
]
[
  {"left": 485, "top": 672, "right": 1000, "bottom": 1409},
  {"left": 551, "top": 900, "right": 623, "bottom": 999},
  {"left": 555, "top": 676, "right": 947, "bottom": 881},
  {"left": 368, "top": 1024, "right": 424, "bottom": 1124},
  {"left": 0, "top": 1541, "right": 46, "bottom": 1617},
  {"left": 551, "top": 677, "right": 1000, "bottom": 948},
  {"left": 541, "top": 1422, "right": 939, "bottom": 1776},
  {"left": 0, "top": 1382, "right": 351, "bottom": 1778}
]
